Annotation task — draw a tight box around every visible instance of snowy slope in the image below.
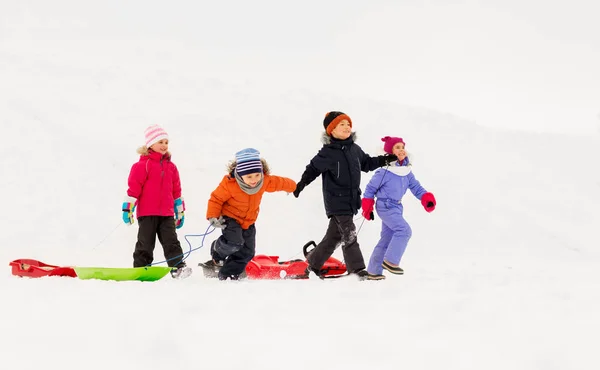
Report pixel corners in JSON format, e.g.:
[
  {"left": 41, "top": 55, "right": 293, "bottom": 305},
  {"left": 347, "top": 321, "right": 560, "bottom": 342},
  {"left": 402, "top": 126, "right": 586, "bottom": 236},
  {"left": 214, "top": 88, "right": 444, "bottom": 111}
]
[{"left": 2, "top": 1, "right": 599, "bottom": 370}]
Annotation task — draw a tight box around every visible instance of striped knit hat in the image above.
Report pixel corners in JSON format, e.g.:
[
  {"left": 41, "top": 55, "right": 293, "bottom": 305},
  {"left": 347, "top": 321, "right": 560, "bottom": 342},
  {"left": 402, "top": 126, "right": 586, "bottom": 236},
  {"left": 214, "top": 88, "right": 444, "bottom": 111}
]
[
  {"left": 235, "top": 148, "right": 263, "bottom": 176},
  {"left": 144, "top": 125, "right": 169, "bottom": 148}
]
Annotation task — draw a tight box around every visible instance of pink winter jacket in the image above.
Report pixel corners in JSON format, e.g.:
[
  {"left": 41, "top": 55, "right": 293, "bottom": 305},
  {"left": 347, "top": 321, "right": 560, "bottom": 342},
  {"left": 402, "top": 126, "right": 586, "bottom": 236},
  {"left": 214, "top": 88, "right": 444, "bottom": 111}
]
[{"left": 127, "top": 150, "right": 182, "bottom": 218}]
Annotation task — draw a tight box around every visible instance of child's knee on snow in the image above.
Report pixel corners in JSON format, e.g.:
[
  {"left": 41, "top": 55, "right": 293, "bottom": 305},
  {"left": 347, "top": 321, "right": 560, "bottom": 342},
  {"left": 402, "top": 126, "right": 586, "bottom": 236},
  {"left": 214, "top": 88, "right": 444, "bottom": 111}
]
[{"left": 214, "top": 240, "right": 244, "bottom": 257}]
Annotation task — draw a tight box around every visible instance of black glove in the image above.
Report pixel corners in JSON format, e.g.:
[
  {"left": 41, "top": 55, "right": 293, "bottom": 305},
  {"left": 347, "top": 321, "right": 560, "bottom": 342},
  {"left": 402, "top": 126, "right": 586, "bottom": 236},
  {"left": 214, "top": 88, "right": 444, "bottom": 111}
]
[
  {"left": 293, "top": 182, "right": 305, "bottom": 198},
  {"left": 380, "top": 154, "right": 397, "bottom": 166}
]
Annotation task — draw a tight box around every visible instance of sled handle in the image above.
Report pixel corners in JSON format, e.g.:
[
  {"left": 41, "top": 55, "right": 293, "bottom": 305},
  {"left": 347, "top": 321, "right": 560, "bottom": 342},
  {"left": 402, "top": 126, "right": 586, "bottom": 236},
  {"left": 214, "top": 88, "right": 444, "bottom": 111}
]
[{"left": 302, "top": 241, "right": 317, "bottom": 258}]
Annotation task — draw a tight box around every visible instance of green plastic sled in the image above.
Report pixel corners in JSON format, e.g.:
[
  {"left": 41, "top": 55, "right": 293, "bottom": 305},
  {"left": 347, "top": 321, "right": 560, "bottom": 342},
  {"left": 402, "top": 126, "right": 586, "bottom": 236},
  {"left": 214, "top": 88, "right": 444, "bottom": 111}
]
[{"left": 73, "top": 266, "right": 172, "bottom": 282}]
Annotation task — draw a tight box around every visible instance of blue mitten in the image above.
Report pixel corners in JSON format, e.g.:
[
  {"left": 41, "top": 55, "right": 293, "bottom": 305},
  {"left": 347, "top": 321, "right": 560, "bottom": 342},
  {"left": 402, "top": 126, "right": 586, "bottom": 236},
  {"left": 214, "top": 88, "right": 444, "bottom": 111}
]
[
  {"left": 122, "top": 196, "right": 137, "bottom": 225},
  {"left": 174, "top": 197, "right": 185, "bottom": 229}
]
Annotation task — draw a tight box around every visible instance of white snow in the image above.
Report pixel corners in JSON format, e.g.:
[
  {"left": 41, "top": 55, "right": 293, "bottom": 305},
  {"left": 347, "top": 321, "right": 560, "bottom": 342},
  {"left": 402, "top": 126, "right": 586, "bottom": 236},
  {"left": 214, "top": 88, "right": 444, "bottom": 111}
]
[{"left": 1, "top": 1, "right": 599, "bottom": 370}]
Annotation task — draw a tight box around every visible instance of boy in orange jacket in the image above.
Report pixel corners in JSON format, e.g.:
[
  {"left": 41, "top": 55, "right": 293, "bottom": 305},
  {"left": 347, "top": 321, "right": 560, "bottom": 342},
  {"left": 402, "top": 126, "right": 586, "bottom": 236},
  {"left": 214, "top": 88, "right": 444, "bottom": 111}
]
[{"left": 204, "top": 148, "right": 296, "bottom": 280}]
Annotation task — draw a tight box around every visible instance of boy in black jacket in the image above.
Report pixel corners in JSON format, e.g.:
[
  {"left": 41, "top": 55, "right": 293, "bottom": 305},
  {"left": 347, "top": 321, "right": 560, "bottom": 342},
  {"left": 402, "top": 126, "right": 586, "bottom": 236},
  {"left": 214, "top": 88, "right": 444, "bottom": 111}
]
[{"left": 293, "top": 111, "right": 396, "bottom": 279}]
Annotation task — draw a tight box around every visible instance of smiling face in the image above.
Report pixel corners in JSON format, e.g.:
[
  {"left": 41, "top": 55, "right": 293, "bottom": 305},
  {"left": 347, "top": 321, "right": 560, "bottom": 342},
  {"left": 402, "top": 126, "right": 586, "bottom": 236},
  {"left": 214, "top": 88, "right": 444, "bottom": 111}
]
[
  {"left": 392, "top": 142, "right": 406, "bottom": 161},
  {"left": 241, "top": 172, "right": 263, "bottom": 187},
  {"left": 331, "top": 119, "right": 352, "bottom": 140},
  {"left": 150, "top": 139, "right": 169, "bottom": 155}
]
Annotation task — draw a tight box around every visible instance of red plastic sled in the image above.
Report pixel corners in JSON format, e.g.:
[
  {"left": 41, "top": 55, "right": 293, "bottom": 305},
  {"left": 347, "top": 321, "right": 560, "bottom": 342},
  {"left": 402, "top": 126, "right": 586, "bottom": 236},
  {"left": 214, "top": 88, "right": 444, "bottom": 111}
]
[
  {"left": 244, "top": 255, "right": 347, "bottom": 279},
  {"left": 244, "top": 241, "right": 347, "bottom": 279},
  {"left": 9, "top": 259, "right": 77, "bottom": 278},
  {"left": 245, "top": 255, "right": 308, "bottom": 279}
]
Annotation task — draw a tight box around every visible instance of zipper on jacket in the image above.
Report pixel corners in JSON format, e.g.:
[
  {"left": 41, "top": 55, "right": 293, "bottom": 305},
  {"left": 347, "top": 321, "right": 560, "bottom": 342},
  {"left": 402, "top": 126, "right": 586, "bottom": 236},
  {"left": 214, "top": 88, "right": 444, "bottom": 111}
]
[
  {"left": 337, "top": 161, "right": 340, "bottom": 178},
  {"left": 345, "top": 149, "right": 357, "bottom": 211},
  {"left": 159, "top": 158, "right": 164, "bottom": 215}
]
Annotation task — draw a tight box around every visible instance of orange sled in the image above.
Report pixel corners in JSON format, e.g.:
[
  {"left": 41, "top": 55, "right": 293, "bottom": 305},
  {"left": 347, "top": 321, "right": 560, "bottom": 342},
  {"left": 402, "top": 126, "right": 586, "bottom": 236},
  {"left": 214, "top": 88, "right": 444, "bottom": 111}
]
[{"left": 9, "top": 259, "right": 77, "bottom": 278}]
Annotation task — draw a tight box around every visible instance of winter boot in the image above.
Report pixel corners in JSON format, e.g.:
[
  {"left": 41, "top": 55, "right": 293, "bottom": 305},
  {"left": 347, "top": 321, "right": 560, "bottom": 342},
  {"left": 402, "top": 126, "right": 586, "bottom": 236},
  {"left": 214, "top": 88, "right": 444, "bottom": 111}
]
[
  {"left": 198, "top": 259, "right": 223, "bottom": 278},
  {"left": 382, "top": 261, "right": 404, "bottom": 275},
  {"left": 304, "top": 265, "right": 328, "bottom": 279},
  {"left": 218, "top": 272, "right": 240, "bottom": 281},
  {"left": 170, "top": 263, "right": 193, "bottom": 279},
  {"left": 352, "top": 269, "right": 370, "bottom": 281},
  {"left": 200, "top": 259, "right": 223, "bottom": 268},
  {"left": 367, "top": 273, "right": 386, "bottom": 280}
]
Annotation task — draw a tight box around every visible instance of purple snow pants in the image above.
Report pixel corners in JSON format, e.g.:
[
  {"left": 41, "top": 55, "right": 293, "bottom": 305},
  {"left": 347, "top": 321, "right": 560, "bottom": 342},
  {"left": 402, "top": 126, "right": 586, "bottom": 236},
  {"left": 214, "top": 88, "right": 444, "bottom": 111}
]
[{"left": 367, "top": 199, "right": 413, "bottom": 275}]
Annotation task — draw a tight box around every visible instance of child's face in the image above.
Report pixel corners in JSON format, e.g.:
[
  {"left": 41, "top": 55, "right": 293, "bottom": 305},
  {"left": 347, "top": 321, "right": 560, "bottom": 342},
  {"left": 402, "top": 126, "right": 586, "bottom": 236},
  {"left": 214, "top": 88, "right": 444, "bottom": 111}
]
[
  {"left": 331, "top": 120, "right": 352, "bottom": 140},
  {"left": 150, "top": 139, "right": 169, "bottom": 155},
  {"left": 241, "top": 172, "right": 263, "bottom": 188},
  {"left": 392, "top": 143, "right": 406, "bottom": 160}
]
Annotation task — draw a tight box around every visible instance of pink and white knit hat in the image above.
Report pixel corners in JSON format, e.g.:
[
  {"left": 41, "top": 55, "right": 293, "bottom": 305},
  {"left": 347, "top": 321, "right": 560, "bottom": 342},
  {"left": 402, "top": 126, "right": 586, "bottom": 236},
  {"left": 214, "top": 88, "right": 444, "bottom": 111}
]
[{"left": 144, "top": 125, "right": 169, "bottom": 148}]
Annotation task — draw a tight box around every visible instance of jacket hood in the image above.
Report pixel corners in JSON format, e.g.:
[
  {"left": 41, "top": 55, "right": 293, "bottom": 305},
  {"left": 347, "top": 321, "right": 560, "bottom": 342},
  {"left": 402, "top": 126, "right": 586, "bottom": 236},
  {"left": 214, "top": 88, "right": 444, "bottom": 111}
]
[
  {"left": 137, "top": 146, "right": 172, "bottom": 160},
  {"left": 321, "top": 131, "right": 357, "bottom": 145}
]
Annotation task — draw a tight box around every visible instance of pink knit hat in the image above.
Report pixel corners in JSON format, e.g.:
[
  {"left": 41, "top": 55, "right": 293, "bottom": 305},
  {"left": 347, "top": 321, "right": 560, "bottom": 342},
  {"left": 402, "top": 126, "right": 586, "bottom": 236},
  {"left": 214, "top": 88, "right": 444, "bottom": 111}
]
[
  {"left": 144, "top": 125, "right": 169, "bottom": 148},
  {"left": 381, "top": 136, "right": 405, "bottom": 154}
]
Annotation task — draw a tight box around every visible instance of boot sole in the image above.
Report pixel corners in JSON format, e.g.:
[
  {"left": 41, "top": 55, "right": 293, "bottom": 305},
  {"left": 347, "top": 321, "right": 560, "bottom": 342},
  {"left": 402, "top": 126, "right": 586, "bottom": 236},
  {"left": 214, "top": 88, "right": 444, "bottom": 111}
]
[{"left": 382, "top": 261, "right": 404, "bottom": 275}]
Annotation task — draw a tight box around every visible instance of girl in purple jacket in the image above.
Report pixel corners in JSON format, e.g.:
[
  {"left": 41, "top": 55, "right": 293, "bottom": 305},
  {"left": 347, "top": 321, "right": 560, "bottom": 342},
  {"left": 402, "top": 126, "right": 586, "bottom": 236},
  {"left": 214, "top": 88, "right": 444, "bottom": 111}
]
[{"left": 361, "top": 136, "right": 436, "bottom": 280}]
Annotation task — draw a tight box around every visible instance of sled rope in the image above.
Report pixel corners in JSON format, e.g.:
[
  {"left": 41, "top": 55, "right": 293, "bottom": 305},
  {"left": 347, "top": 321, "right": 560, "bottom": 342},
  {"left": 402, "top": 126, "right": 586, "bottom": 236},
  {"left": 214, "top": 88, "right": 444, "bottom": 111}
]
[
  {"left": 146, "top": 224, "right": 216, "bottom": 266},
  {"left": 354, "top": 163, "right": 389, "bottom": 238},
  {"left": 288, "top": 164, "right": 391, "bottom": 264},
  {"left": 92, "top": 222, "right": 123, "bottom": 249},
  {"left": 341, "top": 164, "right": 389, "bottom": 264}
]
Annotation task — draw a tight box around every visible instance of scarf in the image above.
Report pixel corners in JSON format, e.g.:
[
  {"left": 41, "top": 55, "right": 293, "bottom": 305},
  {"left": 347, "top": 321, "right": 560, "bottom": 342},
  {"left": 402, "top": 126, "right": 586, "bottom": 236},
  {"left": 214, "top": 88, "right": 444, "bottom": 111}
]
[{"left": 234, "top": 171, "right": 264, "bottom": 195}]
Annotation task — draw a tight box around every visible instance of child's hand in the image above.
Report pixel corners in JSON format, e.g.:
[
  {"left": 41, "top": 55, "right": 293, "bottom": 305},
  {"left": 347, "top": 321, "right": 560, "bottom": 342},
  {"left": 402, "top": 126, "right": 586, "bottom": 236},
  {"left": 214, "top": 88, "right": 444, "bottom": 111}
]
[
  {"left": 421, "top": 192, "right": 436, "bottom": 213},
  {"left": 380, "top": 154, "right": 397, "bottom": 166},
  {"left": 293, "top": 181, "right": 306, "bottom": 198},
  {"left": 208, "top": 216, "right": 226, "bottom": 229},
  {"left": 122, "top": 196, "right": 137, "bottom": 225},
  {"left": 174, "top": 197, "right": 185, "bottom": 229}
]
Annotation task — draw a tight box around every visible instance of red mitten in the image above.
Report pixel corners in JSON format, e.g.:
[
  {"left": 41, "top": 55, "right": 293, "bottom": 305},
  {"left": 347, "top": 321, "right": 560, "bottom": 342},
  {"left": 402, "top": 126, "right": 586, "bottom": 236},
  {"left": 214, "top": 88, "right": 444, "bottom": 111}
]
[
  {"left": 421, "top": 192, "right": 436, "bottom": 213},
  {"left": 361, "top": 198, "right": 375, "bottom": 220}
]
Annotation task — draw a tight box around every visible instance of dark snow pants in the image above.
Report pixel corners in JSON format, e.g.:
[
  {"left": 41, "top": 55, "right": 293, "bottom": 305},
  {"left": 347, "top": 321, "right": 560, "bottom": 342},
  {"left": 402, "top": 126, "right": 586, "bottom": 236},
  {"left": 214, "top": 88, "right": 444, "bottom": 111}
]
[
  {"left": 211, "top": 217, "right": 256, "bottom": 277},
  {"left": 307, "top": 215, "right": 366, "bottom": 273},
  {"left": 133, "top": 216, "right": 185, "bottom": 268}
]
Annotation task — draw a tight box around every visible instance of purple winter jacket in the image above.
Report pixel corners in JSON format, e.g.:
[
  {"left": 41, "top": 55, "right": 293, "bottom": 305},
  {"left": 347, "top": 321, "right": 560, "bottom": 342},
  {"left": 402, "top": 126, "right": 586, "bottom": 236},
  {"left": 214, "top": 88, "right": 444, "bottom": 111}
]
[{"left": 363, "top": 158, "right": 427, "bottom": 202}]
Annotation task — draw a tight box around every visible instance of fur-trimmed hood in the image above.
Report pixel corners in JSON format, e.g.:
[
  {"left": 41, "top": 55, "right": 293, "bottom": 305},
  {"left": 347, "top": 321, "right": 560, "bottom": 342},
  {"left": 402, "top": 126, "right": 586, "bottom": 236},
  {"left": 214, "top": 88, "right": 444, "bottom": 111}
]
[
  {"left": 321, "top": 131, "right": 357, "bottom": 145},
  {"left": 136, "top": 146, "right": 172, "bottom": 159}
]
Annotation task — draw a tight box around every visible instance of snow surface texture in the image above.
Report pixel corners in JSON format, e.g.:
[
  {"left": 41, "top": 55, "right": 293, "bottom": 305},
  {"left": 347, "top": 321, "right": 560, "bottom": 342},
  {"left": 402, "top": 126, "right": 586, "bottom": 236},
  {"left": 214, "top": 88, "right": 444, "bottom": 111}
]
[{"left": 1, "top": 1, "right": 599, "bottom": 370}]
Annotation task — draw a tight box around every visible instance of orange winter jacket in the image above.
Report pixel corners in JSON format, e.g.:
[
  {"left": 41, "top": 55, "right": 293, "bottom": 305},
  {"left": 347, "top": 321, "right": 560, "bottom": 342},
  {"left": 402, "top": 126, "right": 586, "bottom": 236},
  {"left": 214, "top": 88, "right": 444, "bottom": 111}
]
[{"left": 206, "top": 174, "right": 296, "bottom": 229}]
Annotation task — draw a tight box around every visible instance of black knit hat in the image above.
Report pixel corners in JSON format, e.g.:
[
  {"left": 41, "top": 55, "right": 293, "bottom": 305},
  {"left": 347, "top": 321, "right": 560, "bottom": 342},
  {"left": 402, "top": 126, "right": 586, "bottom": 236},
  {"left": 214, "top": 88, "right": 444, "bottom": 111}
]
[{"left": 323, "top": 111, "right": 352, "bottom": 135}]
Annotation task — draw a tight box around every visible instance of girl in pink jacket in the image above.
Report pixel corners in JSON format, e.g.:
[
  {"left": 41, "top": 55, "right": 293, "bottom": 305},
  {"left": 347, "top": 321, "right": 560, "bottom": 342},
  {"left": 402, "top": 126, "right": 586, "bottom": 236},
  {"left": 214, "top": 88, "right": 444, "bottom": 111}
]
[{"left": 122, "top": 125, "right": 190, "bottom": 279}]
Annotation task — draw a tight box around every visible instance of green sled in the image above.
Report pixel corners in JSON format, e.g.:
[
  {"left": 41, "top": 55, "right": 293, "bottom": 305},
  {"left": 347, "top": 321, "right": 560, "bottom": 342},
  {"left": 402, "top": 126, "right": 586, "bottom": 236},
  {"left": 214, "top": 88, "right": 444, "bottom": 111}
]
[{"left": 73, "top": 266, "right": 172, "bottom": 282}]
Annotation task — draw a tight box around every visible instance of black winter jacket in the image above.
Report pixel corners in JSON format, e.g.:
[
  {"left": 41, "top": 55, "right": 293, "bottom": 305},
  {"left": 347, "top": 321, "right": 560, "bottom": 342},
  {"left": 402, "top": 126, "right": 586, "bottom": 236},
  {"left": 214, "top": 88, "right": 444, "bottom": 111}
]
[{"left": 298, "top": 133, "right": 386, "bottom": 217}]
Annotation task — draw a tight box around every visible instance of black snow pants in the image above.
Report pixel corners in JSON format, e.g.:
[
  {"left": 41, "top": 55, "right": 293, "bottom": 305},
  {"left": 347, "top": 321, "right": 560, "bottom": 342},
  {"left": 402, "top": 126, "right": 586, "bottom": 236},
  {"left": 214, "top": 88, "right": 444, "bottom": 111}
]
[
  {"left": 133, "top": 216, "right": 185, "bottom": 268},
  {"left": 307, "top": 215, "right": 366, "bottom": 273},
  {"left": 211, "top": 217, "right": 256, "bottom": 278}
]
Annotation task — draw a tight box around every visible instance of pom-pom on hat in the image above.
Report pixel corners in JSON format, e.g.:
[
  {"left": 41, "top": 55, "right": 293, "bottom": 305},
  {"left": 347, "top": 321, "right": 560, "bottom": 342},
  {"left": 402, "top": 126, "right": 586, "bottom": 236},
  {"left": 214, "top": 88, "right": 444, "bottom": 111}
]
[
  {"left": 323, "top": 111, "right": 352, "bottom": 136},
  {"left": 381, "top": 136, "right": 405, "bottom": 154},
  {"left": 235, "top": 148, "right": 263, "bottom": 176},
  {"left": 144, "top": 125, "right": 169, "bottom": 148}
]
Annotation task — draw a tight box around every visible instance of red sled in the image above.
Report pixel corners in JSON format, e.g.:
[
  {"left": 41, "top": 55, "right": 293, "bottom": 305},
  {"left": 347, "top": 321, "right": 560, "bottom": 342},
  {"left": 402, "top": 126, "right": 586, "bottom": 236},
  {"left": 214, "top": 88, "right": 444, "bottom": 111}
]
[
  {"left": 9, "top": 259, "right": 77, "bottom": 278},
  {"left": 244, "top": 241, "right": 347, "bottom": 279}
]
